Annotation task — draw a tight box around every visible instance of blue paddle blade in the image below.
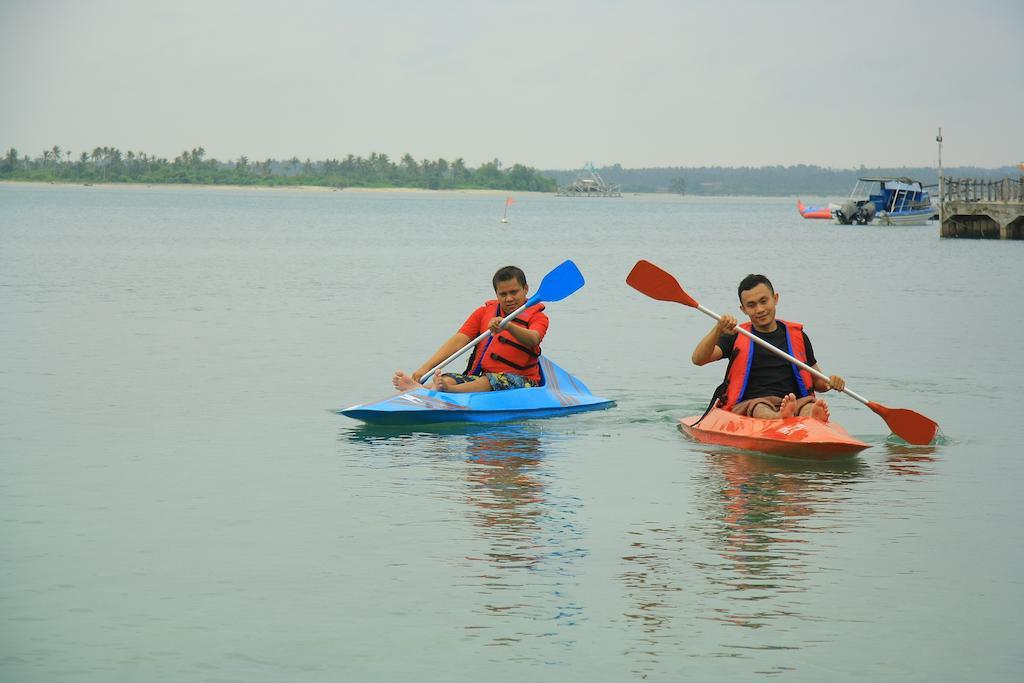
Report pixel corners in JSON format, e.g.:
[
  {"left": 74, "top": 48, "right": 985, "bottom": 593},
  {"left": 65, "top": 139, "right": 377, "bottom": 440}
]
[{"left": 527, "top": 259, "right": 585, "bottom": 306}]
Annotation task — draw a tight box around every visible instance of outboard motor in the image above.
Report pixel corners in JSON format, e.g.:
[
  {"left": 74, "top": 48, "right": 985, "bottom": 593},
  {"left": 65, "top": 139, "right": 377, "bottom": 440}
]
[
  {"left": 854, "top": 202, "right": 876, "bottom": 225},
  {"left": 835, "top": 200, "right": 858, "bottom": 225}
]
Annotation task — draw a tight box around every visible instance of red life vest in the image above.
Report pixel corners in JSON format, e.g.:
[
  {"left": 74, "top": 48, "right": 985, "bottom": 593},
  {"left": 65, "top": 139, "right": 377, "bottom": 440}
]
[
  {"left": 465, "top": 300, "right": 546, "bottom": 382},
  {"left": 720, "top": 319, "right": 815, "bottom": 410}
]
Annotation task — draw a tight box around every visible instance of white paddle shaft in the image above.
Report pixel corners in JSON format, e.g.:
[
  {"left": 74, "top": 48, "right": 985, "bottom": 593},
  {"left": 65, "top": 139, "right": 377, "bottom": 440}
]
[{"left": 694, "top": 303, "right": 871, "bottom": 407}]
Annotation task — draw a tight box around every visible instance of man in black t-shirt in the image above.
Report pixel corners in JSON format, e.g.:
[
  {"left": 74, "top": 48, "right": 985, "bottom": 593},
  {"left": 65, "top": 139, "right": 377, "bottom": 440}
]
[{"left": 691, "top": 274, "right": 845, "bottom": 421}]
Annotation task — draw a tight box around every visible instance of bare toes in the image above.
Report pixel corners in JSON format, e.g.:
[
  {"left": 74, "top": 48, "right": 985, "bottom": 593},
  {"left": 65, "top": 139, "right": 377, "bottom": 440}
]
[{"left": 779, "top": 393, "right": 797, "bottom": 418}]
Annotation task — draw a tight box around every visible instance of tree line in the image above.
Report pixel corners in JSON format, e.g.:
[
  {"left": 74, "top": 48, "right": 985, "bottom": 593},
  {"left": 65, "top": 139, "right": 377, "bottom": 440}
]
[
  {"left": 4, "top": 145, "right": 1015, "bottom": 195},
  {"left": 0, "top": 145, "right": 557, "bottom": 192}
]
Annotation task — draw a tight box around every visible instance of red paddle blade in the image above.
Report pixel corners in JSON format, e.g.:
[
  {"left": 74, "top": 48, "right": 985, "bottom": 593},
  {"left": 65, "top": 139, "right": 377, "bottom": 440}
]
[
  {"left": 626, "top": 260, "right": 699, "bottom": 307},
  {"left": 868, "top": 401, "right": 939, "bottom": 445}
]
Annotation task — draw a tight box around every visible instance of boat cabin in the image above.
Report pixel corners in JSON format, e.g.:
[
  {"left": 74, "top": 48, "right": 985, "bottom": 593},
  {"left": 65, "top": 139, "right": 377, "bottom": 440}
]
[{"left": 850, "top": 176, "right": 933, "bottom": 214}]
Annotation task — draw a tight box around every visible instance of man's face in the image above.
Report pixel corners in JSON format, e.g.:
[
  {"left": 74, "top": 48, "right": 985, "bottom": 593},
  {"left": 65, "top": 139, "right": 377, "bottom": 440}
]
[
  {"left": 738, "top": 283, "right": 778, "bottom": 331},
  {"left": 495, "top": 278, "right": 528, "bottom": 315}
]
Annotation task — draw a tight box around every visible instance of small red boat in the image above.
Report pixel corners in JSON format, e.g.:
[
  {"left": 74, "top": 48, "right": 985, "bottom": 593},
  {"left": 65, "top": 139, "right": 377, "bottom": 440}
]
[{"left": 679, "top": 407, "right": 870, "bottom": 460}]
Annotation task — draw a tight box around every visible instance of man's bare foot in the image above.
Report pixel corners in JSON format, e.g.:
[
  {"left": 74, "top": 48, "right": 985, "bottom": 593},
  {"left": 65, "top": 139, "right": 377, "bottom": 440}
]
[
  {"left": 432, "top": 374, "right": 452, "bottom": 392},
  {"left": 779, "top": 393, "right": 797, "bottom": 418},
  {"left": 810, "top": 399, "right": 830, "bottom": 422},
  {"left": 393, "top": 370, "right": 421, "bottom": 391}
]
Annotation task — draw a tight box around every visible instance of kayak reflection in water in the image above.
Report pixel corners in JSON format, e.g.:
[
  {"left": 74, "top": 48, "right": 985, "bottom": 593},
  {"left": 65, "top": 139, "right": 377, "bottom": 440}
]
[
  {"left": 691, "top": 273, "right": 845, "bottom": 422},
  {"left": 393, "top": 265, "right": 549, "bottom": 394}
]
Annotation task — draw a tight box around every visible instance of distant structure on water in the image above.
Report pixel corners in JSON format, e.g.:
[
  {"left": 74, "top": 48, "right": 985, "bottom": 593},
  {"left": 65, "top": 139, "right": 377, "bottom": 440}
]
[{"left": 556, "top": 163, "right": 621, "bottom": 197}]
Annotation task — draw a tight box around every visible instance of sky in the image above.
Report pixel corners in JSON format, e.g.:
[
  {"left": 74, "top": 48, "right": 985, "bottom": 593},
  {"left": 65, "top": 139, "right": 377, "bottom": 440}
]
[{"left": 2, "top": 0, "right": 1021, "bottom": 170}]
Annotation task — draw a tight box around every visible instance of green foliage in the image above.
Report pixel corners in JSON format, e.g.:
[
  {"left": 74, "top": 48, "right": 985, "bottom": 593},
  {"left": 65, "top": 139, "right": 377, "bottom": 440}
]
[
  {"left": 7, "top": 146, "right": 1011, "bottom": 196},
  {"left": 0, "top": 144, "right": 557, "bottom": 192}
]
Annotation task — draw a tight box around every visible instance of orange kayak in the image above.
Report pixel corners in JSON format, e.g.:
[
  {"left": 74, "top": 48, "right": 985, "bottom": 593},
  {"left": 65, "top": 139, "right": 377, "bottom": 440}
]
[{"left": 679, "top": 407, "right": 870, "bottom": 460}]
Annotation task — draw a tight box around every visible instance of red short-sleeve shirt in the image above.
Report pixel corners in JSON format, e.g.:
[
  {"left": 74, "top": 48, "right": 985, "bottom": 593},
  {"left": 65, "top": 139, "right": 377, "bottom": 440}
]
[{"left": 458, "top": 303, "right": 549, "bottom": 342}]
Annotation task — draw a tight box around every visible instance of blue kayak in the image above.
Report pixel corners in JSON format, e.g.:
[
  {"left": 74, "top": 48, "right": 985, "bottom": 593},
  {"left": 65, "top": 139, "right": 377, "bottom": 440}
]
[{"left": 339, "top": 356, "right": 615, "bottom": 425}]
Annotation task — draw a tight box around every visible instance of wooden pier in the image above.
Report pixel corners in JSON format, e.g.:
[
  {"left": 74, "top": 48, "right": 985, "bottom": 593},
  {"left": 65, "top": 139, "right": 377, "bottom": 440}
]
[{"left": 940, "top": 177, "right": 1024, "bottom": 239}]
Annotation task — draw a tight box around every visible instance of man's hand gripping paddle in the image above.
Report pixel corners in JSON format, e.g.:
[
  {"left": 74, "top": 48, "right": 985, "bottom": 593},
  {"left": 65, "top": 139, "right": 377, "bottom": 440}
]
[{"left": 626, "top": 259, "right": 939, "bottom": 445}]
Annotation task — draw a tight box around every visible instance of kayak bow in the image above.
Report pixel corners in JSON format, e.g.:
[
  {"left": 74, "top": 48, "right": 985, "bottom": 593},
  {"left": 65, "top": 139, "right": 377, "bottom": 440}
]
[
  {"left": 679, "top": 407, "right": 869, "bottom": 460},
  {"left": 340, "top": 356, "right": 614, "bottom": 425}
]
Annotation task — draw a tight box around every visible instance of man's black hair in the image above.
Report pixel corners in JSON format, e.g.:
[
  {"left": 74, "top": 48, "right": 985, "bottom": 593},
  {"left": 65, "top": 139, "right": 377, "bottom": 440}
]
[
  {"left": 493, "top": 265, "right": 527, "bottom": 290},
  {"left": 737, "top": 273, "right": 774, "bottom": 301}
]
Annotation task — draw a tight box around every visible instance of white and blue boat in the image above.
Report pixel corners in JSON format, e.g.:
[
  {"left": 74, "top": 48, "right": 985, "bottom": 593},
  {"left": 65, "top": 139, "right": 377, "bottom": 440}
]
[
  {"left": 339, "top": 356, "right": 614, "bottom": 426},
  {"left": 833, "top": 177, "right": 937, "bottom": 226}
]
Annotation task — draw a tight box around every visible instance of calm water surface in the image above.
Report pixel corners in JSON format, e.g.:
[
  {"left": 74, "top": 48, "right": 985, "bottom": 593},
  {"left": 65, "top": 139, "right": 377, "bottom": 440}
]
[{"left": 1, "top": 183, "right": 1021, "bottom": 681}]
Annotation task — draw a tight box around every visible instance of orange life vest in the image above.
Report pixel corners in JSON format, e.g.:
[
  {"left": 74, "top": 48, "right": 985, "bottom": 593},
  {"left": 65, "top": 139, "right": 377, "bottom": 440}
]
[
  {"left": 720, "top": 319, "right": 814, "bottom": 410},
  {"left": 465, "top": 300, "right": 545, "bottom": 382}
]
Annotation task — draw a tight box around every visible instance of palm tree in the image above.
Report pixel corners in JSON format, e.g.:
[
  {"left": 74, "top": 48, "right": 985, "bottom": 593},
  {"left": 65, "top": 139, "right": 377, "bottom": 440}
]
[
  {"left": 108, "top": 148, "right": 123, "bottom": 177},
  {"left": 451, "top": 157, "right": 467, "bottom": 184},
  {"left": 2, "top": 147, "right": 17, "bottom": 173},
  {"left": 436, "top": 158, "right": 450, "bottom": 187},
  {"left": 399, "top": 153, "right": 419, "bottom": 184},
  {"left": 369, "top": 152, "right": 392, "bottom": 183},
  {"left": 92, "top": 147, "right": 107, "bottom": 179}
]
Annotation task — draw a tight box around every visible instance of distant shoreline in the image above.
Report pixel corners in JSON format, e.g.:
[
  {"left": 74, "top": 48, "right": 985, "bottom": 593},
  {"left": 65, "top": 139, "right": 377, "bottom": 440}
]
[{"left": 0, "top": 179, "right": 549, "bottom": 197}]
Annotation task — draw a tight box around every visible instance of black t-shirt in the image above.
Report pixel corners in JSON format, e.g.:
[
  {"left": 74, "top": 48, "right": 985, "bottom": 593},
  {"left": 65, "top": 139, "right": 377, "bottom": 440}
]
[{"left": 716, "top": 325, "right": 817, "bottom": 401}]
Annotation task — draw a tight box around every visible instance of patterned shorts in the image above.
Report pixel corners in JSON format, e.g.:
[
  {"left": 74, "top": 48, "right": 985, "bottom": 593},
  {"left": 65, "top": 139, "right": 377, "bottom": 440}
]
[{"left": 442, "top": 372, "right": 535, "bottom": 391}]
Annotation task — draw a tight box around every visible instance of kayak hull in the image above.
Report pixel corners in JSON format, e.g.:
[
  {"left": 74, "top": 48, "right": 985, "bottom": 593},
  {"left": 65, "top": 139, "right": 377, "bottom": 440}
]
[
  {"left": 340, "top": 356, "right": 614, "bottom": 426},
  {"left": 679, "top": 407, "right": 870, "bottom": 460},
  {"left": 342, "top": 401, "right": 612, "bottom": 425}
]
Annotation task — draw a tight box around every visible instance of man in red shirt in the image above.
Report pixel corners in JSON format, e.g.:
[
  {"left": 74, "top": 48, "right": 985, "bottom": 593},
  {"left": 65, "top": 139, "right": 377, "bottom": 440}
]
[{"left": 393, "top": 266, "right": 550, "bottom": 393}]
